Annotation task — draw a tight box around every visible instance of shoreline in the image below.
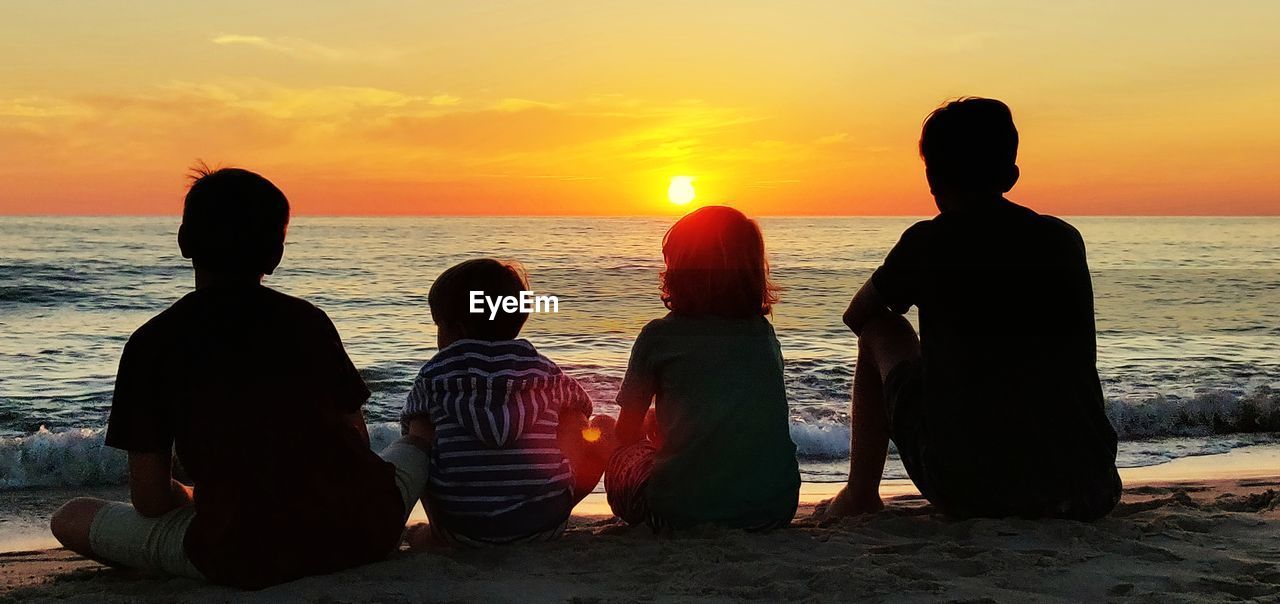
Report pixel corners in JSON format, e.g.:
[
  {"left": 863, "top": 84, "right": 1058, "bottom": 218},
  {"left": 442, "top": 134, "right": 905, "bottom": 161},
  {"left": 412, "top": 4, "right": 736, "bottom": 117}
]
[
  {"left": 2, "top": 445, "right": 1278, "bottom": 602},
  {"left": 571, "top": 442, "right": 1280, "bottom": 516},
  {"left": 3, "top": 443, "right": 1279, "bottom": 553}
]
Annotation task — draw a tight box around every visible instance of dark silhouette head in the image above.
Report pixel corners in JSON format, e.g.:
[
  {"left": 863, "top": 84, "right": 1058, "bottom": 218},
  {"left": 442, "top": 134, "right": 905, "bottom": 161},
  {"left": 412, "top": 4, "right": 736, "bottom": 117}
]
[
  {"left": 919, "top": 97, "right": 1019, "bottom": 207},
  {"left": 429, "top": 259, "right": 530, "bottom": 345},
  {"left": 660, "top": 205, "right": 778, "bottom": 318},
  {"left": 178, "top": 165, "right": 290, "bottom": 277}
]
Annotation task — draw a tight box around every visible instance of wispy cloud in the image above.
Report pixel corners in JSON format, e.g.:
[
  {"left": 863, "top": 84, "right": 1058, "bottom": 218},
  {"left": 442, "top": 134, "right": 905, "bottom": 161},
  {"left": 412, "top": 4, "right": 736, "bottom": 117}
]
[
  {"left": 429, "top": 94, "right": 462, "bottom": 107},
  {"left": 814, "top": 132, "right": 849, "bottom": 145},
  {"left": 0, "top": 96, "right": 88, "bottom": 118},
  {"left": 0, "top": 82, "right": 854, "bottom": 213},
  {"left": 210, "top": 34, "right": 400, "bottom": 62},
  {"left": 494, "top": 98, "right": 559, "bottom": 112},
  {"left": 479, "top": 174, "right": 603, "bottom": 181},
  {"left": 157, "top": 81, "right": 420, "bottom": 119},
  {"left": 749, "top": 179, "right": 802, "bottom": 188}
]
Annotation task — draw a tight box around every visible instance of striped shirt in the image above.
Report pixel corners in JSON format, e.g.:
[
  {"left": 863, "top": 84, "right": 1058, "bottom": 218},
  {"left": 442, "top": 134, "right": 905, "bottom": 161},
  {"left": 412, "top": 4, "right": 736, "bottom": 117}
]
[{"left": 402, "top": 339, "right": 592, "bottom": 542}]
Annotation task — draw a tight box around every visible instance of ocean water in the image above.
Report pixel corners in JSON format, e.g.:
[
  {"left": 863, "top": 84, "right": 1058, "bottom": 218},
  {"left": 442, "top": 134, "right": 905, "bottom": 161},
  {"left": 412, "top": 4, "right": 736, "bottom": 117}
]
[{"left": 1, "top": 216, "right": 1278, "bottom": 493}]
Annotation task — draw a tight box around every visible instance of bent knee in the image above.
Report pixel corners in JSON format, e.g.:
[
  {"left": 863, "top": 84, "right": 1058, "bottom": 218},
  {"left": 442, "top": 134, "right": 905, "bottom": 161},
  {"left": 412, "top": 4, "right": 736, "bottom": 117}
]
[
  {"left": 857, "top": 313, "right": 914, "bottom": 342},
  {"left": 858, "top": 315, "right": 920, "bottom": 375},
  {"left": 858, "top": 314, "right": 918, "bottom": 350},
  {"left": 50, "top": 497, "right": 107, "bottom": 554}
]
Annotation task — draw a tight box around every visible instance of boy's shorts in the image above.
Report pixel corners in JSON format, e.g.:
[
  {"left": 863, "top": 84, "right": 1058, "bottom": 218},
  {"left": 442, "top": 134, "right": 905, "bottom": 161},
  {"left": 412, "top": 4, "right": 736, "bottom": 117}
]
[
  {"left": 87, "top": 502, "right": 204, "bottom": 580},
  {"left": 85, "top": 437, "right": 430, "bottom": 579},
  {"left": 883, "top": 358, "right": 944, "bottom": 507},
  {"left": 378, "top": 436, "right": 432, "bottom": 522},
  {"left": 883, "top": 359, "right": 1122, "bottom": 520}
]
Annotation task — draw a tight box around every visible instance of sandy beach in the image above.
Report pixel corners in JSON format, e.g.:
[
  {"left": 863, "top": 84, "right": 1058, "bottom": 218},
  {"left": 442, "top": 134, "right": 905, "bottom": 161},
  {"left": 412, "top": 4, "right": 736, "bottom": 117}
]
[
  {"left": 3, "top": 0, "right": 1278, "bottom": 599},
  {"left": 2, "top": 446, "right": 1277, "bottom": 603}
]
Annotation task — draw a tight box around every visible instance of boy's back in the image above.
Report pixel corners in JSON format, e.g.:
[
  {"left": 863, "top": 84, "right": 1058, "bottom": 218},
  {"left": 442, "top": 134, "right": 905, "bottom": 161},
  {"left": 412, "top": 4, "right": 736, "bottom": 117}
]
[
  {"left": 106, "top": 283, "right": 405, "bottom": 586},
  {"left": 872, "top": 199, "right": 1120, "bottom": 514}
]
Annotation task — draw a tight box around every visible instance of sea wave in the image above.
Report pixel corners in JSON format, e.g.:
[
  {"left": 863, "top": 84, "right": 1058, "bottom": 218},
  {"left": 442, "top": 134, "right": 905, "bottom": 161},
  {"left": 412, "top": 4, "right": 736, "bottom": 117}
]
[
  {"left": 0, "top": 427, "right": 125, "bottom": 490},
  {"left": 3, "top": 424, "right": 864, "bottom": 490},
  {"left": 1106, "top": 386, "right": 1280, "bottom": 439},
  {"left": 2, "top": 387, "right": 1277, "bottom": 490}
]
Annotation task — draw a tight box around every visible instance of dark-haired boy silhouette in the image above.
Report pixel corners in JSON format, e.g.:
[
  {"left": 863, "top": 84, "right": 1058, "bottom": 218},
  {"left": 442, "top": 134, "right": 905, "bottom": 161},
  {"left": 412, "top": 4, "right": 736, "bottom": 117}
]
[
  {"left": 50, "top": 167, "right": 428, "bottom": 589},
  {"left": 823, "top": 98, "right": 1121, "bottom": 520}
]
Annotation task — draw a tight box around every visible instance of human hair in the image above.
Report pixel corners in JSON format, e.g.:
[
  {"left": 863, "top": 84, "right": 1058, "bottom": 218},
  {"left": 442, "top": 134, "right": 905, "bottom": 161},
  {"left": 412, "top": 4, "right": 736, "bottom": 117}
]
[
  {"left": 428, "top": 259, "right": 530, "bottom": 341},
  {"left": 660, "top": 205, "right": 779, "bottom": 318},
  {"left": 180, "top": 163, "right": 290, "bottom": 275},
  {"left": 919, "top": 97, "right": 1019, "bottom": 194}
]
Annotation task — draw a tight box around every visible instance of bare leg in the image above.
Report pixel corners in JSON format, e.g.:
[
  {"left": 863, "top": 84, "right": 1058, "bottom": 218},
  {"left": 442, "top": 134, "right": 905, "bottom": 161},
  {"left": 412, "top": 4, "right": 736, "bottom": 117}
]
[
  {"left": 50, "top": 497, "right": 108, "bottom": 561},
  {"left": 817, "top": 314, "right": 920, "bottom": 519},
  {"left": 845, "top": 341, "right": 892, "bottom": 511},
  {"left": 380, "top": 430, "right": 433, "bottom": 524}
]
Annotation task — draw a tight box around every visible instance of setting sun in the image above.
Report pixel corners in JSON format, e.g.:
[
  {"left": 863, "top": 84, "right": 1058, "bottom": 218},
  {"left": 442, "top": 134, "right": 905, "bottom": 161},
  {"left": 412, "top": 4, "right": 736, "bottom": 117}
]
[{"left": 668, "top": 176, "right": 696, "bottom": 205}]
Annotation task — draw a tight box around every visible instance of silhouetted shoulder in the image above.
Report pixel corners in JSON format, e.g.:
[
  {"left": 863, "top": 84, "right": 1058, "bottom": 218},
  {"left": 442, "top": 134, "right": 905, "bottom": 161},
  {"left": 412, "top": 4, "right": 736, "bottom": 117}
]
[
  {"left": 990, "top": 201, "right": 1087, "bottom": 258},
  {"left": 901, "top": 219, "right": 937, "bottom": 238},
  {"left": 126, "top": 285, "right": 335, "bottom": 350},
  {"left": 1037, "top": 214, "right": 1088, "bottom": 254},
  {"left": 894, "top": 219, "right": 937, "bottom": 252},
  {"left": 124, "top": 293, "right": 198, "bottom": 349},
  {"left": 641, "top": 314, "right": 678, "bottom": 335},
  {"left": 257, "top": 286, "right": 335, "bottom": 324}
]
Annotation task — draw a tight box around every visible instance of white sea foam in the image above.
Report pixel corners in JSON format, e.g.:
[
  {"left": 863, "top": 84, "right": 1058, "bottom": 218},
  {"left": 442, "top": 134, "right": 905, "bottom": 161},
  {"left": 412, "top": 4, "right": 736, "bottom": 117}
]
[
  {"left": 788, "top": 422, "right": 852, "bottom": 458},
  {"left": 3, "top": 385, "right": 1276, "bottom": 490},
  {"left": 1106, "top": 386, "right": 1280, "bottom": 439},
  {"left": 0, "top": 427, "right": 126, "bottom": 490}
]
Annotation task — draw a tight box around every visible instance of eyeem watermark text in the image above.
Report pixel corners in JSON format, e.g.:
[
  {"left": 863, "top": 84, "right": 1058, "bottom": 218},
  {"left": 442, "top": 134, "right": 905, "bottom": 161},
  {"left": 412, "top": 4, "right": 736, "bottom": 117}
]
[{"left": 470, "top": 291, "right": 560, "bottom": 319}]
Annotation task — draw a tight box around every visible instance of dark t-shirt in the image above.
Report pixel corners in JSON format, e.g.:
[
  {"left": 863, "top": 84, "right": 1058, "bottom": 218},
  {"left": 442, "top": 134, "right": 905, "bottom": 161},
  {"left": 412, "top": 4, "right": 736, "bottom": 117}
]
[
  {"left": 616, "top": 314, "right": 800, "bottom": 529},
  {"left": 104, "top": 284, "right": 404, "bottom": 589},
  {"left": 871, "top": 199, "right": 1120, "bottom": 514}
]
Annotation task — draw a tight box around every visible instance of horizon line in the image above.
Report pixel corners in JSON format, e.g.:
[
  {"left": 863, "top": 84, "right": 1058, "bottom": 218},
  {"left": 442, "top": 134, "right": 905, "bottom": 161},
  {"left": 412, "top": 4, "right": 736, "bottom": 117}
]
[{"left": 2, "top": 212, "right": 1278, "bottom": 219}]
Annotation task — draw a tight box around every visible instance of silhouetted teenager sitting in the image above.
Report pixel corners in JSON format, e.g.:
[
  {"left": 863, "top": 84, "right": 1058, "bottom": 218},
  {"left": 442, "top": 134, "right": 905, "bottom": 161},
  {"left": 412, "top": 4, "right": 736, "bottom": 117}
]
[
  {"left": 820, "top": 98, "right": 1122, "bottom": 520},
  {"left": 49, "top": 167, "right": 430, "bottom": 589}
]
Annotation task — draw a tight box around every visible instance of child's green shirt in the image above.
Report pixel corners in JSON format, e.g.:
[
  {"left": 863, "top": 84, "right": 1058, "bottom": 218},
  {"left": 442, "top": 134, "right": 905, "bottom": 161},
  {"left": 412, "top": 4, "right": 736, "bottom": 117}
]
[{"left": 617, "top": 313, "right": 800, "bottom": 528}]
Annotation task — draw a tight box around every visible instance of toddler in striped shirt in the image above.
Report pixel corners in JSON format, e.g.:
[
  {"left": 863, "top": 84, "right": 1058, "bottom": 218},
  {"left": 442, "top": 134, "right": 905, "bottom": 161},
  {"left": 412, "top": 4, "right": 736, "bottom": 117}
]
[{"left": 402, "top": 259, "right": 613, "bottom": 546}]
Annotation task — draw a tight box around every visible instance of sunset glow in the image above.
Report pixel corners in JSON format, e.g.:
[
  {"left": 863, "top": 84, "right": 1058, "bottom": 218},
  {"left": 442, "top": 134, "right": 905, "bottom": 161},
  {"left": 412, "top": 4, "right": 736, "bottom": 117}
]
[{"left": 0, "top": 2, "right": 1277, "bottom": 216}]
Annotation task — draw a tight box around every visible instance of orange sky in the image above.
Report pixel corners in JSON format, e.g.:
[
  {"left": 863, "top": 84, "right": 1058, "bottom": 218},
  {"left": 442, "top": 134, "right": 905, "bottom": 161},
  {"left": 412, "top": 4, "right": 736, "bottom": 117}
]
[{"left": 1, "top": 2, "right": 1277, "bottom": 216}]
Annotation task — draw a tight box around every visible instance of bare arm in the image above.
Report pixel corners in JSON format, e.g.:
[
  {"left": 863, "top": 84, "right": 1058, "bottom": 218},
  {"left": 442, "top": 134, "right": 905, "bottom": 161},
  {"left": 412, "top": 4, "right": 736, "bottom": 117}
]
[
  {"left": 127, "top": 450, "right": 193, "bottom": 518},
  {"left": 405, "top": 415, "right": 437, "bottom": 444},
  {"left": 615, "top": 404, "right": 649, "bottom": 447},
  {"left": 557, "top": 379, "right": 593, "bottom": 444},
  {"left": 843, "top": 279, "right": 896, "bottom": 336},
  {"left": 343, "top": 409, "right": 371, "bottom": 447},
  {"left": 615, "top": 326, "right": 657, "bottom": 447},
  {"left": 557, "top": 409, "right": 590, "bottom": 441}
]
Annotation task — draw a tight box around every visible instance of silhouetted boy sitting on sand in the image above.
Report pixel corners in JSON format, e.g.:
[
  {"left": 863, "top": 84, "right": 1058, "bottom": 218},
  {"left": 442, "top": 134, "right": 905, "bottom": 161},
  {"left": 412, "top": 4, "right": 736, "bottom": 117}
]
[
  {"left": 50, "top": 167, "right": 429, "bottom": 589},
  {"left": 402, "top": 259, "right": 613, "bottom": 546},
  {"left": 821, "top": 98, "right": 1122, "bottom": 520}
]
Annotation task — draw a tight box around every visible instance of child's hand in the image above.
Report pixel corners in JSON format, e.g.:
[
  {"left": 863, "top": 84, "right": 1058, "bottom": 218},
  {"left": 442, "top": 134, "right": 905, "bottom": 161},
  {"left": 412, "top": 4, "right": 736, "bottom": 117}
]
[
  {"left": 642, "top": 408, "right": 663, "bottom": 449},
  {"left": 585, "top": 414, "right": 616, "bottom": 448},
  {"left": 406, "top": 416, "right": 437, "bottom": 444},
  {"left": 557, "top": 410, "right": 590, "bottom": 447}
]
